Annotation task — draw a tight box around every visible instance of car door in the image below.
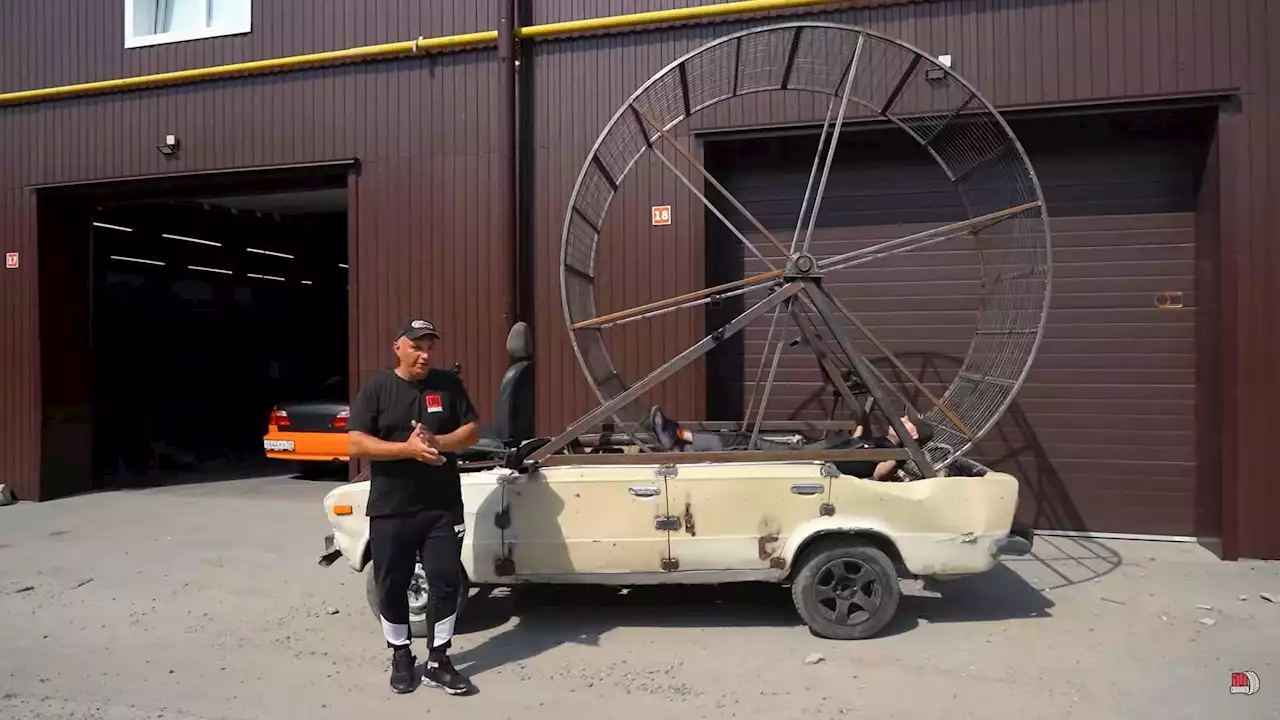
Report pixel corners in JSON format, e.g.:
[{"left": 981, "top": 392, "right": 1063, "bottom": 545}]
[
  {"left": 665, "top": 462, "right": 831, "bottom": 571},
  {"left": 502, "top": 463, "right": 673, "bottom": 578}
]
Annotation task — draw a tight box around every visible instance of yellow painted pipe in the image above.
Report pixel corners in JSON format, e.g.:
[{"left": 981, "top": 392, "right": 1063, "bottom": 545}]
[
  {"left": 0, "top": 0, "right": 852, "bottom": 105},
  {"left": 0, "top": 31, "right": 499, "bottom": 104},
  {"left": 517, "top": 0, "right": 853, "bottom": 40}
]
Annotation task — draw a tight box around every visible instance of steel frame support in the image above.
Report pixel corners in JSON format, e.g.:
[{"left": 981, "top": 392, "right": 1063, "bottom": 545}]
[
  {"left": 525, "top": 277, "right": 934, "bottom": 475},
  {"left": 526, "top": 280, "right": 805, "bottom": 464},
  {"left": 803, "top": 284, "right": 935, "bottom": 474}
]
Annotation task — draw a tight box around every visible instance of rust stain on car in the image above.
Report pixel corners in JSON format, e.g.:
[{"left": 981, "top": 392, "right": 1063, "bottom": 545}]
[
  {"left": 757, "top": 533, "right": 780, "bottom": 560},
  {"left": 757, "top": 515, "right": 781, "bottom": 560},
  {"left": 683, "top": 501, "right": 696, "bottom": 536}
]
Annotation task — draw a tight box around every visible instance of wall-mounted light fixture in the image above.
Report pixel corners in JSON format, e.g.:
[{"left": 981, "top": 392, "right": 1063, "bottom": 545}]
[
  {"left": 927, "top": 54, "right": 952, "bottom": 82},
  {"left": 157, "top": 133, "right": 179, "bottom": 156}
]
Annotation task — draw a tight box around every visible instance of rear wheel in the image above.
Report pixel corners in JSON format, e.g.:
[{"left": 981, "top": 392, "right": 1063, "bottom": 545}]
[
  {"left": 364, "top": 559, "right": 471, "bottom": 639},
  {"left": 790, "top": 540, "right": 900, "bottom": 640}
]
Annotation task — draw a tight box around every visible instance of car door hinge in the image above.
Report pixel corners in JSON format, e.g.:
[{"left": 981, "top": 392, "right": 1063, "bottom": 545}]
[
  {"left": 654, "top": 515, "right": 682, "bottom": 531},
  {"left": 661, "top": 557, "right": 679, "bottom": 571},
  {"left": 656, "top": 463, "right": 678, "bottom": 479},
  {"left": 494, "top": 557, "right": 515, "bottom": 577},
  {"left": 494, "top": 507, "right": 511, "bottom": 529},
  {"left": 820, "top": 503, "right": 835, "bottom": 516}
]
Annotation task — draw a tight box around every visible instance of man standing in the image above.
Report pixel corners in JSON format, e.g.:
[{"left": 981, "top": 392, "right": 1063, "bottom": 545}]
[{"left": 347, "top": 319, "right": 479, "bottom": 695}]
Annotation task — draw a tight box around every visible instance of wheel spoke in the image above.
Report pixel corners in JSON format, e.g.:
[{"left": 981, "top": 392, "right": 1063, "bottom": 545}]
[
  {"left": 851, "top": 590, "right": 879, "bottom": 615},
  {"left": 747, "top": 298, "right": 795, "bottom": 449},
  {"left": 834, "top": 597, "right": 854, "bottom": 623},
  {"left": 570, "top": 267, "right": 785, "bottom": 331},
  {"left": 790, "top": 92, "right": 838, "bottom": 255},
  {"left": 594, "top": 282, "right": 769, "bottom": 331},
  {"left": 647, "top": 142, "right": 780, "bottom": 271},
  {"left": 814, "top": 581, "right": 836, "bottom": 602},
  {"left": 851, "top": 566, "right": 875, "bottom": 587},
  {"left": 530, "top": 281, "right": 806, "bottom": 464},
  {"left": 817, "top": 201, "right": 1041, "bottom": 274},
  {"left": 742, "top": 304, "right": 785, "bottom": 432},
  {"left": 796, "top": 33, "right": 865, "bottom": 256},
  {"left": 631, "top": 103, "right": 791, "bottom": 259}
]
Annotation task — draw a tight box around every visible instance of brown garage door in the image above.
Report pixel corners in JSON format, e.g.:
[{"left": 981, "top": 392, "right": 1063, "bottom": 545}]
[{"left": 704, "top": 109, "right": 1212, "bottom": 537}]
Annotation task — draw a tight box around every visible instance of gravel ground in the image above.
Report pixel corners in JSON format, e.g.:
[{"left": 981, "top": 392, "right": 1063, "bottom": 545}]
[{"left": 1, "top": 474, "right": 1277, "bottom": 720}]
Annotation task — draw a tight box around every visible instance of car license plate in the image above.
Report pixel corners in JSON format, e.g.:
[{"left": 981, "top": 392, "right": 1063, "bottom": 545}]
[{"left": 264, "top": 439, "right": 295, "bottom": 452}]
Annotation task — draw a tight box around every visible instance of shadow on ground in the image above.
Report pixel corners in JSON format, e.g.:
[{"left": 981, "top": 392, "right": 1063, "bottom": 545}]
[
  {"left": 451, "top": 564, "right": 1051, "bottom": 680},
  {"left": 1002, "top": 534, "right": 1125, "bottom": 591}
]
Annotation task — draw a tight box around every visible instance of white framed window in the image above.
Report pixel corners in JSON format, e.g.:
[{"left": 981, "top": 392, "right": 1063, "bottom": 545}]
[{"left": 125, "top": 0, "right": 252, "bottom": 49}]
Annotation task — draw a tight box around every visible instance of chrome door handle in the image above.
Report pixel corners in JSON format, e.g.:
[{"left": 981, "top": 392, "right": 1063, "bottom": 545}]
[
  {"left": 629, "top": 485, "right": 661, "bottom": 497},
  {"left": 790, "top": 483, "right": 825, "bottom": 496}
]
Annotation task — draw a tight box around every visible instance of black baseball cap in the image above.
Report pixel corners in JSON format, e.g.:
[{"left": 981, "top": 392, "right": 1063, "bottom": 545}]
[{"left": 397, "top": 318, "right": 440, "bottom": 341}]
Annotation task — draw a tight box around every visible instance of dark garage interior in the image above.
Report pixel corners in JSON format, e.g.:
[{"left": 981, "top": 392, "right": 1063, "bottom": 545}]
[{"left": 37, "top": 174, "right": 350, "bottom": 492}]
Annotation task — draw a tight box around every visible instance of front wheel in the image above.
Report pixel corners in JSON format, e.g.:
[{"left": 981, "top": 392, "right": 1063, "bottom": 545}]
[
  {"left": 790, "top": 541, "right": 901, "bottom": 640},
  {"left": 364, "top": 559, "right": 471, "bottom": 639}
]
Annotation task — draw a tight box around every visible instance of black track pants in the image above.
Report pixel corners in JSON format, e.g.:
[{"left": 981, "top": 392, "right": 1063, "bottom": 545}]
[{"left": 369, "top": 507, "right": 465, "bottom": 654}]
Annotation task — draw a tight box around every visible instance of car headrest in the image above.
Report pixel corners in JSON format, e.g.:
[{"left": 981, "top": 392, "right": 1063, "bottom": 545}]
[{"left": 506, "top": 321, "right": 532, "bottom": 362}]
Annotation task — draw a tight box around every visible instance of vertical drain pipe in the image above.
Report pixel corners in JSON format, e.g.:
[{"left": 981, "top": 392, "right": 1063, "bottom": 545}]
[
  {"left": 498, "top": 0, "right": 520, "bottom": 326},
  {"left": 515, "top": 0, "right": 535, "bottom": 328}
]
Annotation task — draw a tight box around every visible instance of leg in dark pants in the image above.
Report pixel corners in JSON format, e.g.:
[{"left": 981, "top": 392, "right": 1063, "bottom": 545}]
[
  {"left": 417, "top": 508, "right": 472, "bottom": 694},
  {"left": 369, "top": 511, "right": 425, "bottom": 694},
  {"left": 370, "top": 512, "right": 422, "bottom": 649},
  {"left": 418, "top": 510, "right": 465, "bottom": 658}
]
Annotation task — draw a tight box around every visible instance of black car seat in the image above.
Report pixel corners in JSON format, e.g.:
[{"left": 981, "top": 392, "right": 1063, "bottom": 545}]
[
  {"left": 458, "top": 321, "right": 535, "bottom": 460},
  {"left": 491, "top": 320, "right": 535, "bottom": 446}
]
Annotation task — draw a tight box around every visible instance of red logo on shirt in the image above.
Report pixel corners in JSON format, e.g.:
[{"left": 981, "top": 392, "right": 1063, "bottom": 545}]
[{"left": 424, "top": 394, "right": 443, "bottom": 413}]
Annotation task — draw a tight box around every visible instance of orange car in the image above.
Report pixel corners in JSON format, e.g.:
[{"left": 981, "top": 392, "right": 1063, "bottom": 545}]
[{"left": 263, "top": 401, "right": 351, "bottom": 466}]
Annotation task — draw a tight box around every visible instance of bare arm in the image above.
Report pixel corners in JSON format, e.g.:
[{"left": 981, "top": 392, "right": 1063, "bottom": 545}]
[
  {"left": 432, "top": 421, "right": 479, "bottom": 453},
  {"left": 348, "top": 430, "right": 410, "bottom": 460}
]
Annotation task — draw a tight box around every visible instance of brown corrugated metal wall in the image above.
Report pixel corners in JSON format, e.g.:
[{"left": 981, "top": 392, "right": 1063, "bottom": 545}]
[
  {"left": 526, "top": 0, "right": 1280, "bottom": 559},
  {"left": 704, "top": 111, "right": 1212, "bottom": 537},
  {"left": 0, "top": 0, "right": 1278, "bottom": 558}
]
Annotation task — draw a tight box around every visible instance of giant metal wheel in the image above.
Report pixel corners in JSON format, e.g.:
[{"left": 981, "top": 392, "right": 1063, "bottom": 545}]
[{"left": 528, "top": 22, "right": 1052, "bottom": 478}]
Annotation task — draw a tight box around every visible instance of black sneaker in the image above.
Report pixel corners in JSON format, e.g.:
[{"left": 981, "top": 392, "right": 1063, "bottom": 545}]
[
  {"left": 421, "top": 654, "right": 472, "bottom": 695},
  {"left": 389, "top": 645, "right": 416, "bottom": 694}
]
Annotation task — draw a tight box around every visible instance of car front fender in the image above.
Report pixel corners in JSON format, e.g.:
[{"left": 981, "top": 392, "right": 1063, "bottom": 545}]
[{"left": 322, "top": 480, "right": 372, "bottom": 572}]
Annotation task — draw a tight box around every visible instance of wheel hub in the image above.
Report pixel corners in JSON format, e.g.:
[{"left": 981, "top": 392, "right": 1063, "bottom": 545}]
[
  {"left": 814, "top": 558, "right": 880, "bottom": 626},
  {"left": 786, "top": 252, "right": 821, "bottom": 278},
  {"left": 407, "top": 562, "right": 429, "bottom": 615}
]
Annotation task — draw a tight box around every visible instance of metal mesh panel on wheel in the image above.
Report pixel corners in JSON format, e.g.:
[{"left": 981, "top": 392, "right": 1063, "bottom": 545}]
[{"left": 559, "top": 22, "right": 1051, "bottom": 471}]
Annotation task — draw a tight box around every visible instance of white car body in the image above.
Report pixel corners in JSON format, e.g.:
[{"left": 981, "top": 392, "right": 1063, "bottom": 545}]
[{"left": 321, "top": 459, "right": 1026, "bottom": 585}]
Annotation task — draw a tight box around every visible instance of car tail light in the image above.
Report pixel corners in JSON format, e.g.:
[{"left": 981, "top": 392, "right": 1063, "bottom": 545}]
[
  {"left": 332, "top": 409, "right": 349, "bottom": 429},
  {"left": 268, "top": 407, "right": 290, "bottom": 427}
]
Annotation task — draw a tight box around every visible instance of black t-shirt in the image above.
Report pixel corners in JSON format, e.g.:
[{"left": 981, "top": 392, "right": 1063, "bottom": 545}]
[{"left": 348, "top": 368, "right": 479, "bottom": 517}]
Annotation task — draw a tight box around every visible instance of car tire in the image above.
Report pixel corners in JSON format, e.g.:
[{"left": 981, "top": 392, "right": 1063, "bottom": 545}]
[
  {"left": 790, "top": 539, "right": 901, "bottom": 640},
  {"left": 364, "top": 559, "right": 471, "bottom": 640}
]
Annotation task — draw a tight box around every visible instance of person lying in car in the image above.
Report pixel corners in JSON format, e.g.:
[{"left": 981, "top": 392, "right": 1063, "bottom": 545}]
[{"left": 647, "top": 405, "right": 933, "bottom": 481}]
